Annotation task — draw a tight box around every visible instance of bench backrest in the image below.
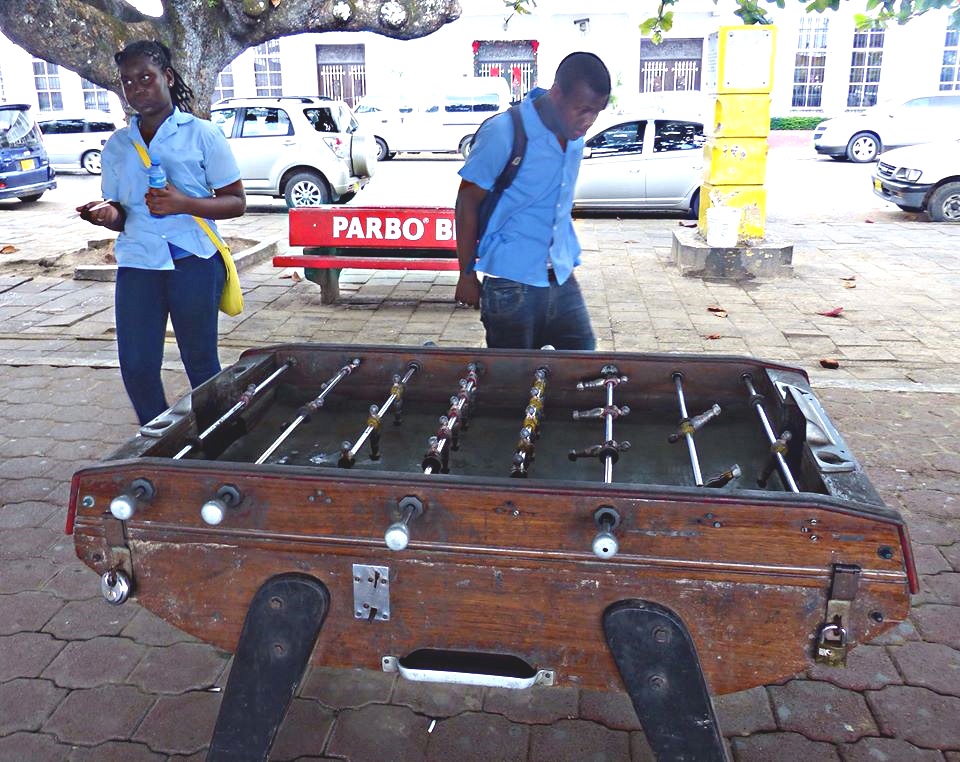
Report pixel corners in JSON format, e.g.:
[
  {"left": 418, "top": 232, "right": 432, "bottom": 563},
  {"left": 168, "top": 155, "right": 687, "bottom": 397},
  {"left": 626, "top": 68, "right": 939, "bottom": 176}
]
[{"left": 289, "top": 207, "right": 456, "bottom": 250}]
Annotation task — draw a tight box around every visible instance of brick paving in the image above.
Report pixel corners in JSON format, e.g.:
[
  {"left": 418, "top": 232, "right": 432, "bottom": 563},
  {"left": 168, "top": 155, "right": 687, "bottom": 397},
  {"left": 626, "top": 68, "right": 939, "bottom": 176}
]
[{"left": 0, "top": 195, "right": 959, "bottom": 761}]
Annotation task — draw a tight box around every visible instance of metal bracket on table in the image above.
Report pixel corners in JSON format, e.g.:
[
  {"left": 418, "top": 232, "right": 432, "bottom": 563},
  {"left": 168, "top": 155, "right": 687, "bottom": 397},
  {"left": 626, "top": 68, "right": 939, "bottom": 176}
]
[
  {"left": 771, "top": 378, "right": 858, "bottom": 473},
  {"left": 353, "top": 564, "right": 390, "bottom": 621},
  {"left": 206, "top": 573, "right": 330, "bottom": 762},
  {"left": 604, "top": 599, "right": 728, "bottom": 762}
]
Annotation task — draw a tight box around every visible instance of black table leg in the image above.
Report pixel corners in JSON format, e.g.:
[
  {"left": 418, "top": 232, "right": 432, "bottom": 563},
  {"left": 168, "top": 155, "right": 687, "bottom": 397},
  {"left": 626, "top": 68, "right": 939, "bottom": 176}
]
[
  {"left": 603, "top": 599, "right": 728, "bottom": 762},
  {"left": 206, "top": 573, "right": 330, "bottom": 762}
]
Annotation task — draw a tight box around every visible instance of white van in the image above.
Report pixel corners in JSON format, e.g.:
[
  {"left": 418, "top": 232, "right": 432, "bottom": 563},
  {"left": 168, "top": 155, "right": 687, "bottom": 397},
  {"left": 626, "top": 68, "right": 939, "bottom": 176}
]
[{"left": 355, "top": 76, "right": 512, "bottom": 161}]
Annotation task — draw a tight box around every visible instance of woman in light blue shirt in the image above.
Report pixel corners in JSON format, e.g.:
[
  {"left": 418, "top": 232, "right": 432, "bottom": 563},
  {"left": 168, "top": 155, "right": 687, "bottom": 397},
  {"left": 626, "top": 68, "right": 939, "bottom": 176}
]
[{"left": 76, "top": 40, "right": 245, "bottom": 425}]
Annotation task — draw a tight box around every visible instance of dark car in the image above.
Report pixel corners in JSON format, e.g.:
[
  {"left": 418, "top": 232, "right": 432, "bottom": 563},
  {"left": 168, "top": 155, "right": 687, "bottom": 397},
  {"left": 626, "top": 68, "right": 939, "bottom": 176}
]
[{"left": 0, "top": 103, "right": 57, "bottom": 203}]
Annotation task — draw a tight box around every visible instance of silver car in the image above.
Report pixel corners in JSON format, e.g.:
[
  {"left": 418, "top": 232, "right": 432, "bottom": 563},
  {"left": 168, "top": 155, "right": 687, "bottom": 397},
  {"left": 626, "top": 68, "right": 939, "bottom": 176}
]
[
  {"left": 575, "top": 113, "right": 705, "bottom": 217},
  {"left": 211, "top": 96, "right": 376, "bottom": 207},
  {"left": 37, "top": 113, "right": 117, "bottom": 174}
]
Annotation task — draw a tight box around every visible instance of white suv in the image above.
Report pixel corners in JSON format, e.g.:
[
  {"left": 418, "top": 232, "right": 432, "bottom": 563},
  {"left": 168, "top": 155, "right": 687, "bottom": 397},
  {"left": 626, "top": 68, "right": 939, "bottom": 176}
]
[
  {"left": 37, "top": 113, "right": 118, "bottom": 174},
  {"left": 210, "top": 96, "right": 376, "bottom": 207}
]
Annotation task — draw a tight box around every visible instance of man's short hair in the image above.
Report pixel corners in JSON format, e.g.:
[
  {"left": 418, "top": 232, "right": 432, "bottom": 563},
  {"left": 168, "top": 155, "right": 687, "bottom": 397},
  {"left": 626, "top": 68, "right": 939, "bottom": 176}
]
[{"left": 555, "top": 52, "right": 611, "bottom": 98}]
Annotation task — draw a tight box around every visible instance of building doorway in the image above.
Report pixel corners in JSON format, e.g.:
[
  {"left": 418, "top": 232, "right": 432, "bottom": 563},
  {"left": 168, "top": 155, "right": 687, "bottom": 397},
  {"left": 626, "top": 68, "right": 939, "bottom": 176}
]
[
  {"left": 316, "top": 44, "right": 366, "bottom": 107},
  {"left": 639, "top": 38, "right": 702, "bottom": 92}
]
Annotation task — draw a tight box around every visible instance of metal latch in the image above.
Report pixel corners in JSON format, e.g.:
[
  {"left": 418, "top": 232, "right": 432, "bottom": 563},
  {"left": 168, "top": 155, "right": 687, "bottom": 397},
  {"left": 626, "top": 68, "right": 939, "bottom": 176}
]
[
  {"left": 815, "top": 563, "right": 861, "bottom": 667},
  {"left": 353, "top": 564, "right": 390, "bottom": 622}
]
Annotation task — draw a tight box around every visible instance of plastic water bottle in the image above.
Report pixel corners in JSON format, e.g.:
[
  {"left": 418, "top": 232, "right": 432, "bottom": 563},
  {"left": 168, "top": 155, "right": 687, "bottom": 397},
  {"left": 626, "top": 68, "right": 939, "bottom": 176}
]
[{"left": 147, "top": 162, "right": 166, "bottom": 218}]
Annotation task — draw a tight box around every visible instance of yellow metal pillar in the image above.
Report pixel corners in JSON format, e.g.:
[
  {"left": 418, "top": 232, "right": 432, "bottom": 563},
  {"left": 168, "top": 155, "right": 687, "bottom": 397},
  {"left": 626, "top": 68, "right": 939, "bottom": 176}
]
[{"left": 700, "top": 26, "right": 776, "bottom": 242}]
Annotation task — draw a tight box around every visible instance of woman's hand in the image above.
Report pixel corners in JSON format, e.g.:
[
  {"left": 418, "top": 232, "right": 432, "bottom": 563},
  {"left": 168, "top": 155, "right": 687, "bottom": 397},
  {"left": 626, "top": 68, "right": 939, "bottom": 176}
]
[
  {"left": 77, "top": 200, "right": 124, "bottom": 231},
  {"left": 145, "top": 183, "right": 190, "bottom": 217}
]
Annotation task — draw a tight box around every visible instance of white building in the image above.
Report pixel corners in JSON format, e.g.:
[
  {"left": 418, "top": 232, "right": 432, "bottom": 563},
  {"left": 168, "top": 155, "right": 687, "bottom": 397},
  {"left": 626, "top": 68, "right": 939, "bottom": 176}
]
[{"left": 1, "top": 0, "right": 956, "bottom": 118}]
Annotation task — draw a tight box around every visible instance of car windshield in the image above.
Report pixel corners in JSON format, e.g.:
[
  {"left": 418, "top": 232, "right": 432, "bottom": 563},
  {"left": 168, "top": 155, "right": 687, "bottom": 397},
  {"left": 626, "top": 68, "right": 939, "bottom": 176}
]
[{"left": 0, "top": 109, "right": 42, "bottom": 150}]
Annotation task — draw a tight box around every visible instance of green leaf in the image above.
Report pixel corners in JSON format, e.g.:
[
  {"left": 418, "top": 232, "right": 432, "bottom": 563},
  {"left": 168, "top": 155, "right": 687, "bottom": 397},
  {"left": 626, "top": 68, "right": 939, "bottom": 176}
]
[
  {"left": 661, "top": 11, "right": 674, "bottom": 31},
  {"left": 639, "top": 18, "right": 659, "bottom": 34}
]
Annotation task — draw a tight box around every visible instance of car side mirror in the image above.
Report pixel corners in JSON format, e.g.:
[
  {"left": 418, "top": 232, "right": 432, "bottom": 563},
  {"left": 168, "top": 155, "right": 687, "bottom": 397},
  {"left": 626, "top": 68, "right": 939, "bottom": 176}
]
[{"left": 583, "top": 146, "right": 592, "bottom": 159}]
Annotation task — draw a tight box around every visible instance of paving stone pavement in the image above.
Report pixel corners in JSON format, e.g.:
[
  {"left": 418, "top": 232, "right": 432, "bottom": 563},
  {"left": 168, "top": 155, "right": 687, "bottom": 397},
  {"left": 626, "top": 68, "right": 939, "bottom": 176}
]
[{"left": 0, "top": 206, "right": 958, "bottom": 761}]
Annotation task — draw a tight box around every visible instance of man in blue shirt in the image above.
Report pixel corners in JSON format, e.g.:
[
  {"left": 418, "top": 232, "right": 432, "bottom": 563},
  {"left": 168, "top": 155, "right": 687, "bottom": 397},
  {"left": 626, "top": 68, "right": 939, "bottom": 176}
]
[{"left": 455, "top": 52, "right": 610, "bottom": 350}]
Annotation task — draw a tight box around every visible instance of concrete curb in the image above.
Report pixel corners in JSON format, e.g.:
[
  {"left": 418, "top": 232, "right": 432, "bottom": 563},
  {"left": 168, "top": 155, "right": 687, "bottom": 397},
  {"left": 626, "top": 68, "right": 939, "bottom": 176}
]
[{"left": 72, "top": 236, "right": 282, "bottom": 282}]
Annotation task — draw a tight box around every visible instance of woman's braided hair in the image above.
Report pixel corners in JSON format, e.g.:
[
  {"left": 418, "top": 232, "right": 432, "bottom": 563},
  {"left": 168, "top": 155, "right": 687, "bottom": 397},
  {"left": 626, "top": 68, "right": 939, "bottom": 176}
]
[{"left": 115, "top": 40, "right": 195, "bottom": 114}]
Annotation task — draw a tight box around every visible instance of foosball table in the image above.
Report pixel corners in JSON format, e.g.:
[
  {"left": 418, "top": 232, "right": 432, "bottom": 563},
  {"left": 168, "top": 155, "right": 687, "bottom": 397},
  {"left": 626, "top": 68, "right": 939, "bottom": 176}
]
[{"left": 67, "top": 344, "right": 917, "bottom": 762}]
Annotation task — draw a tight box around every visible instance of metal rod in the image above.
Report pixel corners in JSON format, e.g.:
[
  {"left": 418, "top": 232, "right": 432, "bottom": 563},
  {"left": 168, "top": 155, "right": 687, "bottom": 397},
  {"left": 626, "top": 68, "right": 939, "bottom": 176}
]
[
  {"left": 604, "top": 378, "right": 615, "bottom": 483},
  {"left": 346, "top": 362, "right": 419, "bottom": 462},
  {"left": 742, "top": 374, "right": 800, "bottom": 493},
  {"left": 511, "top": 367, "right": 549, "bottom": 477},
  {"left": 422, "top": 363, "right": 479, "bottom": 475},
  {"left": 256, "top": 358, "right": 360, "bottom": 465},
  {"left": 173, "top": 361, "right": 293, "bottom": 460},
  {"left": 672, "top": 373, "right": 704, "bottom": 486}
]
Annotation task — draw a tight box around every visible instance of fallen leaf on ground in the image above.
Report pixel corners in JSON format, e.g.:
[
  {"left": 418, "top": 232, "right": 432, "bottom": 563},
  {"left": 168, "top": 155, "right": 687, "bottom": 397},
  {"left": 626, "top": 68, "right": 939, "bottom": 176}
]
[
  {"left": 865, "top": 218, "right": 874, "bottom": 223},
  {"left": 707, "top": 305, "right": 728, "bottom": 318},
  {"left": 678, "top": 220, "right": 697, "bottom": 228},
  {"left": 843, "top": 281, "right": 856, "bottom": 289},
  {"left": 704, "top": 333, "right": 722, "bottom": 340},
  {"left": 291, "top": 271, "right": 302, "bottom": 282},
  {"left": 1, "top": 244, "right": 17, "bottom": 255},
  {"left": 841, "top": 275, "right": 856, "bottom": 281},
  {"left": 820, "top": 358, "right": 840, "bottom": 369},
  {"left": 817, "top": 306, "right": 844, "bottom": 317}
]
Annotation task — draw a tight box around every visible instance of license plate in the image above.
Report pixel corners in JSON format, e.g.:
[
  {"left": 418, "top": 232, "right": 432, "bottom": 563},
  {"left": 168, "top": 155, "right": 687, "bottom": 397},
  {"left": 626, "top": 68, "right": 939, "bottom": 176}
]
[
  {"left": 873, "top": 178, "right": 881, "bottom": 192},
  {"left": 19, "top": 158, "right": 36, "bottom": 171}
]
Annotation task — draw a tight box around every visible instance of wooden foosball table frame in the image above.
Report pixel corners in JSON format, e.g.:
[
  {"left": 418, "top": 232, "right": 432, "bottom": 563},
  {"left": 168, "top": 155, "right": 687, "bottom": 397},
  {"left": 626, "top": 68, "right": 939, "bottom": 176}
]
[{"left": 67, "top": 344, "right": 917, "bottom": 761}]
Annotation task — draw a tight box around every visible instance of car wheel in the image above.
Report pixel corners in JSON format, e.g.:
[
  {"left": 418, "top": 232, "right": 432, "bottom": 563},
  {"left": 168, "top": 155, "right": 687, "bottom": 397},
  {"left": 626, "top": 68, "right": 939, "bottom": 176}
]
[
  {"left": 927, "top": 181, "right": 960, "bottom": 222},
  {"left": 896, "top": 204, "right": 923, "bottom": 213},
  {"left": 284, "top": 172, "right": 331, "bottom": 208},
  {"left": 19, "top": 193, "right": 43, "bottom": 203},
  {"left": 350, "top": 134, "right": 377, "bottom": 178},
  {"left": 375, "top": 137, "right": 392, "bottom": 162},
  {"left": 687, "top": 190, "right": 700, "bottom": 220},
  {"left": 845, "top": 132, "right": 881, "bottom": 163},
  {"left": 459, "top": 136, "right": 474, "bottom": 159},
  {"left": 82, "top": 149, "right": 102, "bottom": 175}
]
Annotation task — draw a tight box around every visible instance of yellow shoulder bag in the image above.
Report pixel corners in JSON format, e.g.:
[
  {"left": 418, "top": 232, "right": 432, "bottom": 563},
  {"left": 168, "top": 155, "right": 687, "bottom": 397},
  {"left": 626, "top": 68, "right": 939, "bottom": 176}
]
[{"left": 133, "top": 141, "right": 243, "bottom": 316}]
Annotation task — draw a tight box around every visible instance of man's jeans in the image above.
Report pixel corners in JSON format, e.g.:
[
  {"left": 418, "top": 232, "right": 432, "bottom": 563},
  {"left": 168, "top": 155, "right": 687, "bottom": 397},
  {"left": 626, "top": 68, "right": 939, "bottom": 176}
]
[
  {"left": 115, "top": 254, "right": 226, "bottom": 425},
  {"left": 480, "top": 272, "right": 596, "bottom": 350}
]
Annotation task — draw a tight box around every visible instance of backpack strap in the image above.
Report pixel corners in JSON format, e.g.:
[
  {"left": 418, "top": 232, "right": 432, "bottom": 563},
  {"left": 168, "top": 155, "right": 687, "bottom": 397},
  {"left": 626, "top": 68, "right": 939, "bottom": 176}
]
[{"left": 474, "top": 105, "right": 527, "bottom": 247}]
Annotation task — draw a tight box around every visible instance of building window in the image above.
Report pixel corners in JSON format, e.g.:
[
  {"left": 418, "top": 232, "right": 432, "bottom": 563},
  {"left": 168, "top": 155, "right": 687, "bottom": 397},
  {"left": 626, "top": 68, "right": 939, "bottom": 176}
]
[
  {"left": 254, "top": 40, "right": 282, "bottom": 96},
  {"left": 81, "top": 78, "right": 111, "bottom": 112},
  {"left": 941, "top": 29, "right": 960, "bottom": 90},
  {"left": 33, "top": 59, "right": 64, "bottom": 111},
  {"left": 214, "top": 63, "right": 235, "bottom": 103},
  {"left": 847, "top": 27, "right": 884, "bottom": 107},
  {"left": 792, "top": 18, "right": 829, "bottom": 108}
]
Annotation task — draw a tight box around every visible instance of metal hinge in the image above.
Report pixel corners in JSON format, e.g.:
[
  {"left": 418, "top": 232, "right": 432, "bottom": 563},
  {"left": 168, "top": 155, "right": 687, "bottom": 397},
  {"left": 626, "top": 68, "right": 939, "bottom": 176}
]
[{"left": 815, "top": 563, "right": 861, "bottom": 667}]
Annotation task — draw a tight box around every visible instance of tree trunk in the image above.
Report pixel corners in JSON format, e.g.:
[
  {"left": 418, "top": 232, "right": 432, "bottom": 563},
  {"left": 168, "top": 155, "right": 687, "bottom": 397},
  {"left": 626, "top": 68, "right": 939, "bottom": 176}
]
[{"left": 0, "top": 0, "right": 462, "bottom": 118}]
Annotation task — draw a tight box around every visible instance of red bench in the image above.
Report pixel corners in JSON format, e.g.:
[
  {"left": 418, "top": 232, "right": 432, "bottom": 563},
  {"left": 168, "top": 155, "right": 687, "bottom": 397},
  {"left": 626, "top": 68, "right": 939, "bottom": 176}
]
[{"left": 277, "top": 206, "right": 458, "bottom": 303}]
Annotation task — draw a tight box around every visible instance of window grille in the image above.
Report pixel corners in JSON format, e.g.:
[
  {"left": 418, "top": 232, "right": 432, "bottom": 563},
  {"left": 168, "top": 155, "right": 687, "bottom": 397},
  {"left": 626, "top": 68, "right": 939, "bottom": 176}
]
[
  {"left": 33, "top": 59, "right": 64, "bottom": 111},
  {"left": 81, "top": 78, "right": 111, "bottom": 112},
  {"left": 941, "top": 28, "right": 960, "bottom": 91},
  {"left": 847, "top": 27, "right": 884, "bottom": 107},
  {"left": 254, "top": 40, "right": 283, "bottom": 97},
  {"left": 214, "top": 64, "right": 235, "bottom": 103},
  {"left": 792, "top": 18, "right": 829, "bottom": 108}
]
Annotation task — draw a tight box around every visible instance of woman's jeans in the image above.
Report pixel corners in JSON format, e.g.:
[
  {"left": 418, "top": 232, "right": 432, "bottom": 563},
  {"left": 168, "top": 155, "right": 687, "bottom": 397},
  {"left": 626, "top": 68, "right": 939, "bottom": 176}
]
[
  {"left": 480, "top": 271, "right": 596, "bottom": 350},
  {"left": 115, "top": 254, "right": 226, "bottom": 425}
]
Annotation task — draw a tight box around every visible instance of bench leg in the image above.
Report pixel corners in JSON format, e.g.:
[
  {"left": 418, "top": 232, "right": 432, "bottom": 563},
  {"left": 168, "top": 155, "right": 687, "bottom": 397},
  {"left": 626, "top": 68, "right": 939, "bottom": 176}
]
[
  {"left": 304, "top": 247, "right": 340, "bottom": 304},
  {"left": 603, "top": 599, "right": 728, "bottom": 762},
  {"left": 206, "top": 573, "right": 330, "bottom": 762}
]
